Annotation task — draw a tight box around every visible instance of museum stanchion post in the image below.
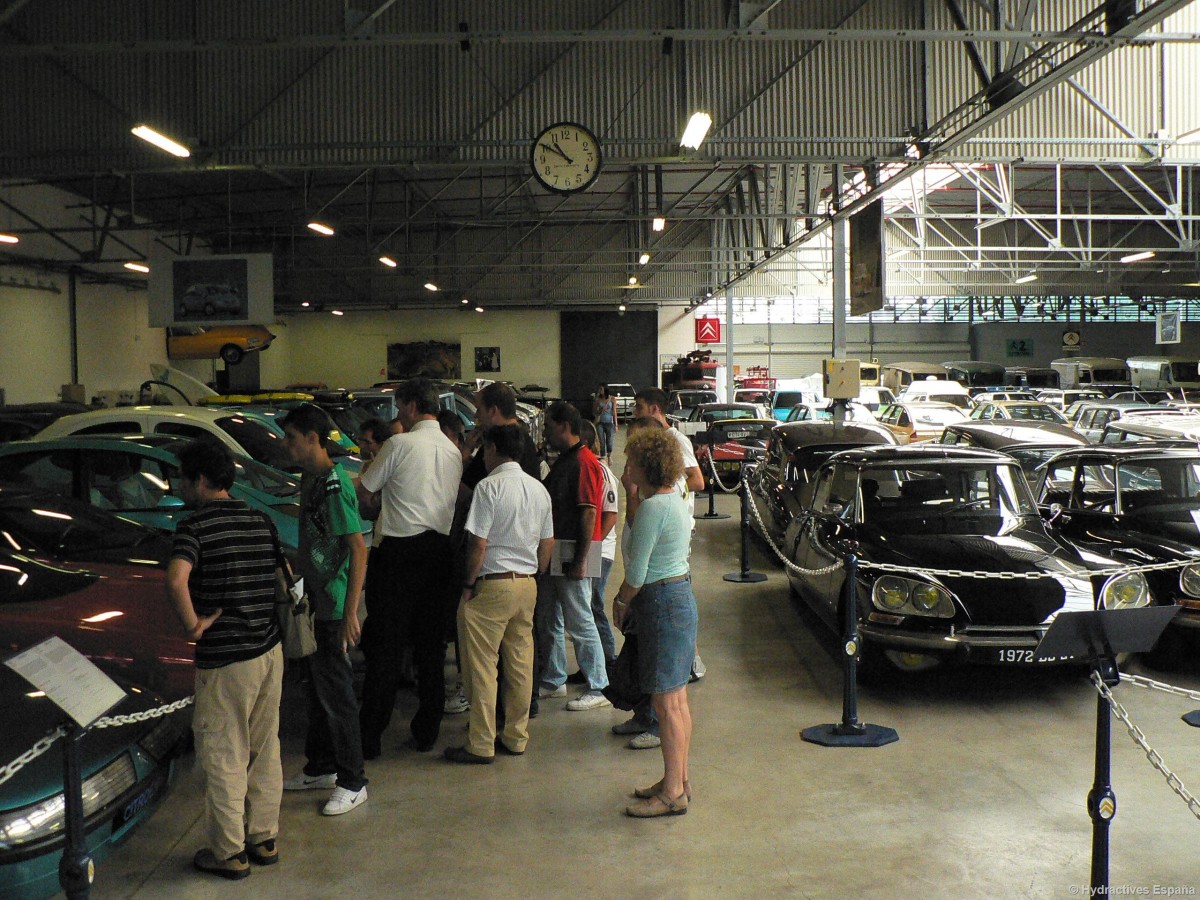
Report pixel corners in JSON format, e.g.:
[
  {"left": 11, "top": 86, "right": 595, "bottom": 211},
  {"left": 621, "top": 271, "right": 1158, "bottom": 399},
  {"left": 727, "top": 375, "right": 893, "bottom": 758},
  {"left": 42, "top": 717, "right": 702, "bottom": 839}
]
[
  {"left": 801, "top": 549, "right": 899, "bottom": 748},
  {"left": 724, "top": 460, "right": 766, "bottom": 584}
]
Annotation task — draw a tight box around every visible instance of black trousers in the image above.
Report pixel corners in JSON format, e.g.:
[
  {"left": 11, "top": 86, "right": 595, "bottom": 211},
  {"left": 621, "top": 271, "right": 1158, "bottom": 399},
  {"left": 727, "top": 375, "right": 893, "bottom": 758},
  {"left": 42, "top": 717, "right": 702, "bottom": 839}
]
[
  {"left": 304, "top": 620, "right": 367, "bottom": 791},
  {"left": 360, "top": 531, "right": 452, "bottom": 750}
]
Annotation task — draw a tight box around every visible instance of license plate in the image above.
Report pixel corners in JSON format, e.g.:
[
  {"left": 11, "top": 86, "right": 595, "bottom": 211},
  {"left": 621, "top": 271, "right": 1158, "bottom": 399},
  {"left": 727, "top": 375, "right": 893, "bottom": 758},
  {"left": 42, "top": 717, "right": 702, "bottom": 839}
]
[
  {"left": 724, "top": 430, "right": 750, "bottom": 439},
  {"left": 984, "top": 648, "right": 1072, "bottom": 665}
]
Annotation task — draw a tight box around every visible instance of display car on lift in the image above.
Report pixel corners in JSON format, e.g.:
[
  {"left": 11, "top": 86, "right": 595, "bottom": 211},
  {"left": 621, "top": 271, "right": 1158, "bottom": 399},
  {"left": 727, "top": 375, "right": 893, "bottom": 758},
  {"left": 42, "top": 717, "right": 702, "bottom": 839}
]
[
  {"left": 746, "top": 421, "right": 897, "bottom": 549},
  {"left": 0, "top": 665, "right": 186, "bottom": 900},
  {"left": 0, "top": 485, "right": 196, "bottom": 698},
  {"left": 1032, "top": 445, "right": 1200, "bottom": 666},
  {"left": 693, "top": 418, "right": 775, "bottom": 492},
  {"left": 783, "top": 445, "right": 1155, "bottom": 675},
  {"left": 166, "top": 324, "right": 275, "bottom": 365}
]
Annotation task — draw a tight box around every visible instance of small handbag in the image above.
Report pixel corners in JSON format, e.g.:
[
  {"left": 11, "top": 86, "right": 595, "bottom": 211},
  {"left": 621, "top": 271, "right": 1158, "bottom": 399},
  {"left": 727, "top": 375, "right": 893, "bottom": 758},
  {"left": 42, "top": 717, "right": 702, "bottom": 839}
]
[
  {"left": 602, "top": 609, "right": 648, "bottom": 711},
  {"left": 276, "top": 566, "right": 317, "bottom": 659}
]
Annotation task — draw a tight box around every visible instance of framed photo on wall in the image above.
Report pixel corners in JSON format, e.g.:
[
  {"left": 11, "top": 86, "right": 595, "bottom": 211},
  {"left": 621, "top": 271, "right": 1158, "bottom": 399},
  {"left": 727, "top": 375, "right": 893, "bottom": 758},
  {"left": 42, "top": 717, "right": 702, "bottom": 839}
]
[
  {"left": 475, "top": 346, "right": 501, "bottom": 373},
  {"left": 1157, "top": 310, "right": 1181, "bottom": 344}
]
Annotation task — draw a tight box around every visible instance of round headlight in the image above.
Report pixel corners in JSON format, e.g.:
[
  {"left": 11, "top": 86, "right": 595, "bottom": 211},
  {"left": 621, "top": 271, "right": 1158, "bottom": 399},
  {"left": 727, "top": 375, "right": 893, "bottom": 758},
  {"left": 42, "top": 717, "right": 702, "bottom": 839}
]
[
  {"left": 874, "top": 577, "right": 908, "bottom": 610},
  {"left": 910, "top": 584, "right": 942, "bottom": 611},
  {"left": 1180, "top": 564, "right": 1200, "bottom": 599},
  {"left": 1101, "top": 572, "right": 1150, "bottom": 610}
]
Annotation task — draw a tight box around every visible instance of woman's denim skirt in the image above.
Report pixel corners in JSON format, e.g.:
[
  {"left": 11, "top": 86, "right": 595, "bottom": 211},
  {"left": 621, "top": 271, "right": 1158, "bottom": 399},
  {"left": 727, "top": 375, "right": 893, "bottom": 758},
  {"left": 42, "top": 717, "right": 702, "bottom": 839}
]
[{"left": 634, "top": 577, "right": 698, "bottom": 694}]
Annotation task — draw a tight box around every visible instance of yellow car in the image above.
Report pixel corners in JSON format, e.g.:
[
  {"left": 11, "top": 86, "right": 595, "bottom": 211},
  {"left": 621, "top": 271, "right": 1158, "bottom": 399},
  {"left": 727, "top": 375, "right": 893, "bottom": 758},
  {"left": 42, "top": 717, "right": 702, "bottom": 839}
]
[{"left": 166, "top": 325, "right": 276, "bottom": 364}]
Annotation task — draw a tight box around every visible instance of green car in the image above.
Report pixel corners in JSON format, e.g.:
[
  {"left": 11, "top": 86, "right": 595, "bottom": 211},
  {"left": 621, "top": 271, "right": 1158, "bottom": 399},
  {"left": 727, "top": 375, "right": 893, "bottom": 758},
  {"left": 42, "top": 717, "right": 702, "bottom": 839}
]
[{"left": 0, "top": 434, "right": 303, "bottom": 554}]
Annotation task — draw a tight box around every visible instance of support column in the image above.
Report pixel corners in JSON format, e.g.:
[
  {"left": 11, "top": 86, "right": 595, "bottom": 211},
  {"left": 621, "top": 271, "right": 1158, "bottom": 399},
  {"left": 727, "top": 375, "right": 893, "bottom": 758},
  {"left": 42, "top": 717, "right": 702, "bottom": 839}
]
[
  {"left": 832, "top": 217, "right": 848, "bottom": 360},
  {"left": 725, "top": 287, "right": 735, "bottom": 402}
]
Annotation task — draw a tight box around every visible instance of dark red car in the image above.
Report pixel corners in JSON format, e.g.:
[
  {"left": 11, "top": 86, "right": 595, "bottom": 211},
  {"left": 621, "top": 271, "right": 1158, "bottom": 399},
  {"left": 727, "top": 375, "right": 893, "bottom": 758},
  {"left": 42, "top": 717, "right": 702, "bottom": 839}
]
[
  {"left": 694, "top": 418, "right": 776, "bottom": 492},
  {"left": 0, "top": 484, "right": 195, "bottom": 698}
]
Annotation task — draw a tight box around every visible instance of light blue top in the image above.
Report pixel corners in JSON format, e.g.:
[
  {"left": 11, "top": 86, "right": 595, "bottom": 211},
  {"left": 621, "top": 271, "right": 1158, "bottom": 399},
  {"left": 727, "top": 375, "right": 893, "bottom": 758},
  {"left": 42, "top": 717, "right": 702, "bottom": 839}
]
[{"left": 624, "top": 490, "right": 692, "bottom": 588}]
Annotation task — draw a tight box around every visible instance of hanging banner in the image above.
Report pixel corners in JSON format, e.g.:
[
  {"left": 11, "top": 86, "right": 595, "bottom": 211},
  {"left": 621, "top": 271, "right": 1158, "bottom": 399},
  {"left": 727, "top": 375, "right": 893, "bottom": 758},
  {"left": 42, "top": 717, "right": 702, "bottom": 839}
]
[
  {"left": 695, "top": 317, "right": 721, "bottom": 344},
  {"left": 850, "top": 199, "right": 885, "bottom": 317}
]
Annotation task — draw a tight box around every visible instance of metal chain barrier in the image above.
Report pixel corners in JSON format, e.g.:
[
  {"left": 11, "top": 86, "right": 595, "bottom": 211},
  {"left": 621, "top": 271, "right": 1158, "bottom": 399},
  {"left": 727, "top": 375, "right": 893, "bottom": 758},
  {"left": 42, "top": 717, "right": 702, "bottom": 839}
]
[
  {"left": 93, "top": 695, "right": 194, "bottom": 729},
  {"left": 1121, "top": 673, "right": 1200, "bottom": 704},
  {"left": 0, "top": 695, "right": 194, "bottom": 788},
  {"left": 1091, "top": 672, "right": 1200, "bottom": 822},
  {"left": 704, "top": 450, "right": 741, "bottom": 494},
  {"left": 861, "top": 557, "right": 1192, "bottom": 581},
  {"left": 0, "top": 726, "right": 68, "bottom": 788},
  {"left": 743, "top": 476, "right": 845, "bottom": 576}
]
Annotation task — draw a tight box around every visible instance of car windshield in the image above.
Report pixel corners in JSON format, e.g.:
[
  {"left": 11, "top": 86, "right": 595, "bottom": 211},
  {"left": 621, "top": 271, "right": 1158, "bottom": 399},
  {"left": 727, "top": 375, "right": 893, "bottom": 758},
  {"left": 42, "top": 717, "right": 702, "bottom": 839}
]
[
  {"left": 858, "top": 463, "right": 1037, "bottom": 534},
  {"left": 1115, "top": 457, "right": 1200, "bottom": 512},
  {"left": 215, "top": 415, "right": 291, "bottom": 469},
  {"left": 677, "top": 392, "right": 717, "bottom": 409},
  {"left": 1009, "top": 448, "right": 1071, "bottom": 481},
  {"left": 234, "top": 456, "right": 301, "bottom": 498},
  {"left": 1007, "top": 404, "right": 1067, "bottom": 423}
]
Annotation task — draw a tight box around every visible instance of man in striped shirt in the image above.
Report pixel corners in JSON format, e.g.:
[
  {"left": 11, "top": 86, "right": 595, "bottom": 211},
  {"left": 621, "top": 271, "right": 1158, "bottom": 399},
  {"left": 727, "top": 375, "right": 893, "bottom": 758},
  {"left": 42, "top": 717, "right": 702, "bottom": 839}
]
[{"left": 167, "top": 440, "right": 285, "bottom": 881}]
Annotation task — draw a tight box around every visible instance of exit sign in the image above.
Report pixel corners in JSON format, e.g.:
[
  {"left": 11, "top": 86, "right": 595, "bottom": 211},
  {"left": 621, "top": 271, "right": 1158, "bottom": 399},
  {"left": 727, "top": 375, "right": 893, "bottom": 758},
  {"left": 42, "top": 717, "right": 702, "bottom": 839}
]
[{"left": 1005, "top": 338, "right": 1033, "bottom": 358}]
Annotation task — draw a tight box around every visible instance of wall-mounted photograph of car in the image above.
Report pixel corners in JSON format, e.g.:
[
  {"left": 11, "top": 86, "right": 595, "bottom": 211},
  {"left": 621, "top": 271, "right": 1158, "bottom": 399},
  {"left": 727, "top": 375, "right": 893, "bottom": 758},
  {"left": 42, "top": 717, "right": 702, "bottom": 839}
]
[
  {"left": 167, "top": 325, "right": 275, "bottom": 364},
  {"left": 176, "top": 282, "right": 242, "bottom": 318}
]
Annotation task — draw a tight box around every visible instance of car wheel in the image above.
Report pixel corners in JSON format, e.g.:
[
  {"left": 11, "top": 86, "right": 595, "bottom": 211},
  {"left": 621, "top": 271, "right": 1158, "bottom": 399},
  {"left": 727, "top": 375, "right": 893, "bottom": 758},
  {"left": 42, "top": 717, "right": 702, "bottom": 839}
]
[
  {"left": 204, "top": 302, "right": 216, "bottom": 316},
  {"left": 220, "top": 344, "right": 244, "bottom": 365}
]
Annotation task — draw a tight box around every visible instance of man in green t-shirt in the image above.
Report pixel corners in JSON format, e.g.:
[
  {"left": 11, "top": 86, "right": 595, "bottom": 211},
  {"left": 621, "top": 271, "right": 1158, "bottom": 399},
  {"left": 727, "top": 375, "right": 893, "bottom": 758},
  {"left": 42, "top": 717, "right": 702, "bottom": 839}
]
[{"left": 279, "top": 404, "right": 369, "bottom": 817}]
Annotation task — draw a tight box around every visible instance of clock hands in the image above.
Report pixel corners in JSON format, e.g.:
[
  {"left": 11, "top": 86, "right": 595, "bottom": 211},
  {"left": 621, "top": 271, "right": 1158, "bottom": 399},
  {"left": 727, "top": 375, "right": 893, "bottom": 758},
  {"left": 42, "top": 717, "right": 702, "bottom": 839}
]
[{"left": 539, "top": 142, "right": 574, "bottom": 165}]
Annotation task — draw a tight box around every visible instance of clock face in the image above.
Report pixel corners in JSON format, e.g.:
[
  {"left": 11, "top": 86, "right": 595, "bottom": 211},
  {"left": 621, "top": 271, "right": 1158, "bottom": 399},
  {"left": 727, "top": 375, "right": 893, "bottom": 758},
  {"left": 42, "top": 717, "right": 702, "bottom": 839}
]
[{"left": 530, "top": 122, "right": 602, "bottom": 194}]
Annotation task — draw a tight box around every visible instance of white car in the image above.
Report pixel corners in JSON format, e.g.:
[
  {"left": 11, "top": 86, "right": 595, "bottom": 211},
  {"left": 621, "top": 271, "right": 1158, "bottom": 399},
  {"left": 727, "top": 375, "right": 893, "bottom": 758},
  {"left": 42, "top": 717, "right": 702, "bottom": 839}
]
[
  {"left": 34, "top": 406, "right": 293, "bottom": 471},
  {"left": 605, "top": 383, "right": 636, "bottom": 421}
]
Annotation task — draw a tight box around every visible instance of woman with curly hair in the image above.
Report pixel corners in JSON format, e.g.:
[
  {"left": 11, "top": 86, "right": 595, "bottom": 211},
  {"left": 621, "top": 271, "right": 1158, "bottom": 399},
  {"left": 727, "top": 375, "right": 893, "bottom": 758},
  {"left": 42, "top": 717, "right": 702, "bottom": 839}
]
[{"left": 611, "top": 427, "right": 697, "bottom": 817}]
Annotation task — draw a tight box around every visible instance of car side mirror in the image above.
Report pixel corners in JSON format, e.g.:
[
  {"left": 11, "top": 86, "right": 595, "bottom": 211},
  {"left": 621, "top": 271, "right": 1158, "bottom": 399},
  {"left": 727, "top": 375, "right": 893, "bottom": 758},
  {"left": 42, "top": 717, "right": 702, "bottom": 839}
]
[{"left": 158, "top": 494, "right": 186, "bottom": 509}]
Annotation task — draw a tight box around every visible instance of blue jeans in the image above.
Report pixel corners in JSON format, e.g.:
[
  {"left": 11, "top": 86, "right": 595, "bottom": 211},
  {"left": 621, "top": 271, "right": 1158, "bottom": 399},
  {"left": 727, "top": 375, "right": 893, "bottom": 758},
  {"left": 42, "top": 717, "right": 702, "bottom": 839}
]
[
  {"left": 535, "top": 575, "right": 609, "bottom": 691},
  {"left": 598, "top": 421, "right": 615, "bottom": 457},
  {"left": 591, "top": 556, "right": 616, "bottom": 661},
  {"left": 304, "top": 620, "right": 367, "bottom": 792}
]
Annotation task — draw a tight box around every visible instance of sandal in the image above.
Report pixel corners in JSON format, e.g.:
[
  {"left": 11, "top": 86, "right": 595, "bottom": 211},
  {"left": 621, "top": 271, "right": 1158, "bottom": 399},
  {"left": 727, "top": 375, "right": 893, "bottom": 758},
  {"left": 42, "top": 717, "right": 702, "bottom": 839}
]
[
  {"left": 633, "top": 778, "right": 692, "bottom": 801},
  {"left": 626, "top": 791, "right": 688, "bottom": 818}
]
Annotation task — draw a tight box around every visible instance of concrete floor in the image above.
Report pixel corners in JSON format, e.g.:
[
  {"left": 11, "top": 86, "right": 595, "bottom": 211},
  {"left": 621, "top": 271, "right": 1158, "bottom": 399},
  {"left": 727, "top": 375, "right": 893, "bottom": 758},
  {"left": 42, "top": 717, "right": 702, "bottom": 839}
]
[{"left": 92, "top": 447, "right": 1200, "bottom": 898}]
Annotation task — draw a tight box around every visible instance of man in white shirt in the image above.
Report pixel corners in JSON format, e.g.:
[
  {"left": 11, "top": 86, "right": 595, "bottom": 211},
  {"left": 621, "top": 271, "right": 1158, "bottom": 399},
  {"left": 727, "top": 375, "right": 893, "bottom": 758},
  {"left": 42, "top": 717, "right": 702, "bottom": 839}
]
[
  {"left": 357, "top": 378, "right": 463, "bottom": 757},
  {"left": 444, "top": 425, "right": 554, "bottom": 764}
]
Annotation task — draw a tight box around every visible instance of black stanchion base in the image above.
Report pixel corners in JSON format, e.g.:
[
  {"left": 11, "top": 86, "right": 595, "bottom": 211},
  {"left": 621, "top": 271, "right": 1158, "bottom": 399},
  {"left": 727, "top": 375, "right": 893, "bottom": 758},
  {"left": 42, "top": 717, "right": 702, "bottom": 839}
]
[
  {"left": 1182, "top": 709, "right": 1200, "bottom": 727},
  {"left": 801, "top": 723, "right": 899, "bottom": 747},
  {"left": 724, "top": 571, "right": 767, "bottom": 583},
  {"left": 695, "top": 512, "right": 731, "bottom": 520}
]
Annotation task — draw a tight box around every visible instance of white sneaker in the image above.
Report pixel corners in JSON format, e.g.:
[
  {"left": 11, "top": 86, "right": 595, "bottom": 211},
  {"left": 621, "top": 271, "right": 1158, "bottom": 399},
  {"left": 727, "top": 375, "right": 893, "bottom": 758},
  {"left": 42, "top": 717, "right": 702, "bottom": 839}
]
[
  {"left": 538, "top": 684, "right": 567, "bottom": 699},
  {"left": 690, "top": 653, "right": 706, "bottom": 682},
  {"left": 566, "top": 690, "right": 611, "bottom": 711},
  {"left": 321, "top": 786, "right": 367, "bottom": 816},
  {"left": 628, "top": 731, "right": 661, "bottom": 750},
  {"left": 283, "top": 772, "right": 336, "bottom": 792},
  {"left": 444, "top": 682, "right": 470, "bottom": 714}
]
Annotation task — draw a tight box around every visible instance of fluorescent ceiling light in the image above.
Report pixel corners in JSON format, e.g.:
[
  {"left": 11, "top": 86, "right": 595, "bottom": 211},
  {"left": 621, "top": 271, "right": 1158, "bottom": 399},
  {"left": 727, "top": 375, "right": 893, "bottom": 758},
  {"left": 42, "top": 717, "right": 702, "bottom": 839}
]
[
  {"left": 1120, "top": 250, "right": 1156, "bottom": 263},
  {"left": 628, "top": 276, "right": 638, "bottom": 285},
  {"left": 461, "top": 297, "right": 469, "bottom": 304},
  {"left": 307, "top": 221, "right": 335, "bottom": 236},
  {"left": 639, "top": 252, "right": 650, "bottom": 265},
  {"left": 619, "top": 304, "right": 627, "bottom": 312},
  {"left": 301, "top": 301, "right": 310, "bottom": 307},
  {"left": 680, "top": 112, "right": 713, "bottom": 150},
  {"left": 331, "top": 309, "right": 344, "bottom": 316},
  {"left": 424, "top": 282, "right": 439, "bottom": 292},
  {"left": 131, "top": 124, "right": 191, "bottom": 158},
  {"left": 123, "top": 261, "right": 150, "bottom": 273},
  {"left": 652, "top": 217, "right": 666, "bottom": 232},
  {"left": 0, "top": 233, "right": 18, "bottom": 245},
  {"left": 379, "top": 256, "right": 397, "bottom": 268},
  {"left": 1014, "top": 273, "right": 1038, "bottom": 284},
  {"left": 474, "top": 306, "right": 484, "bottom": 313}
]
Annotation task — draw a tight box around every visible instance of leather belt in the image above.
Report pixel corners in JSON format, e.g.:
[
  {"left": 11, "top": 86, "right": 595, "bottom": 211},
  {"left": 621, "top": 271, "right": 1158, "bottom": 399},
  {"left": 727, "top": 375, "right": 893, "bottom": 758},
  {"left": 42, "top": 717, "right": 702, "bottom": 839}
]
[
  {"left": 480, "top": 572, "right": 536, "bottom": 580},
  {"left": 645, "top": 573, "right": 689, "bottom": 588}
]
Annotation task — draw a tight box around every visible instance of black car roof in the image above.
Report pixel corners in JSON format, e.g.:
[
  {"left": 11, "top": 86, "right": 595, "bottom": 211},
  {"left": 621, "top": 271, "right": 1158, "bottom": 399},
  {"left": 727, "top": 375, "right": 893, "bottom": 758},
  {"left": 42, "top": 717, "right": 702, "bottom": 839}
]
[
  {"left": 827, "top": 444, "right": 1015, "bottom": 467},
  {"left": 774, "top": 421, "right": 896, "bottom": 451},
  {"left": 1040, "top": 445, "right": 1200, "bottom": 463}
]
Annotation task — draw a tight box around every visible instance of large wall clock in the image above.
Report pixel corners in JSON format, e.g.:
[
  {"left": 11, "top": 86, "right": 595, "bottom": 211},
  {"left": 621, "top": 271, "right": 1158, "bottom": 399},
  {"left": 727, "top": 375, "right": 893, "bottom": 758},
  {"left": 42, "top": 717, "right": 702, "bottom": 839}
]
[{"left": 530, "top": 122, "right": 602, "bottom": 194}]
